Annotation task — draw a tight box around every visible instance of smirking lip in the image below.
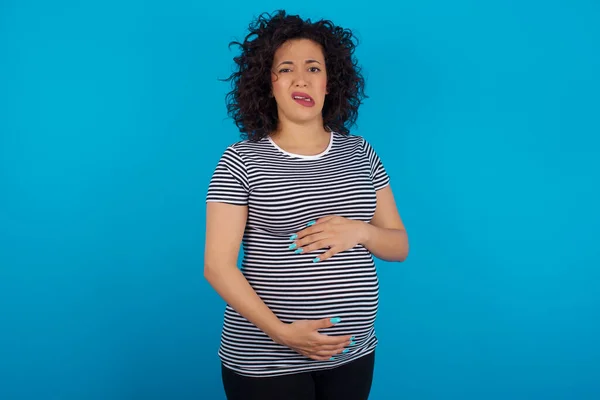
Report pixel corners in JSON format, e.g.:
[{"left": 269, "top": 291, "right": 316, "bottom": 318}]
[{"left": 291, "top": 92, "right": 315, "bottom": 107}]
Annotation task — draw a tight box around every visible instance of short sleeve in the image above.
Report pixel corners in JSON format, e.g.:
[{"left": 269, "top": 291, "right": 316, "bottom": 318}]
[
  {"left": 362, "top": 138, "right": 390, "bottom": 191},
  {"left": 206, "top": 146, "right": 249, "bottom": 205}
]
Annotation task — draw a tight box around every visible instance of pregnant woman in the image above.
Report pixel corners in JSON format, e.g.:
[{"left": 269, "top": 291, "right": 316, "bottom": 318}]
[{"left": 204, "top": 10, "right": 409, "bottom": 400}]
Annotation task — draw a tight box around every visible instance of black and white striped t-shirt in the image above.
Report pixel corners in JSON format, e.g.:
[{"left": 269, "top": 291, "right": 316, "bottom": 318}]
[{"left": 206, "top": 131, "right": 390, "bottom": 377}]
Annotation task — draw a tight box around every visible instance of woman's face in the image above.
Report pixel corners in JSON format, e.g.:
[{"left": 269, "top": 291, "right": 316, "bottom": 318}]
[{"left": 271, "top": 38, "right": 328, "bottom": 126}]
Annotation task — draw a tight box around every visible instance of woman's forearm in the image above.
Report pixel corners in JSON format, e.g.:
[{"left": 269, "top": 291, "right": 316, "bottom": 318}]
[
  {"left": 204, "top": 264, "right": 285, "bottom": 340},
  {"left": 360, "top": 222, "right": 409, "bottom": 262}
]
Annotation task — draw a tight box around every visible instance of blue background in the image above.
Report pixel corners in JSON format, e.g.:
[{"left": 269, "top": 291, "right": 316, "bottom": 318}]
[{"left": 1, "top": 0, "right": 599, "bottom": 399}]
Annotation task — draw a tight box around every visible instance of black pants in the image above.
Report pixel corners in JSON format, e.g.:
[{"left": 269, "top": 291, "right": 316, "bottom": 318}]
[{"left": 221, "top": 351, "right": 375, "bottom": 400}]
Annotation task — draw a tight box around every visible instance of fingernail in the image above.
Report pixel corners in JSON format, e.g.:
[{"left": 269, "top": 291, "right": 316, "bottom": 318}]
[
  {"left": 350, "top": 340, "right": 356, "bottom": 346},
  {"left": 312, "top": 257, "right": 320, "bottom": 263},
  {"left": 307, "top": 220, "right": 316, "bottom": 226},
  {"left": 289, "top": 234, "right": 298, "bottom": 240},
  {"left": 342, "top": 349, "right": 350, "bottom": 353},
  {"left": 351, "top": 336, "right": 355, "bottom": 341},
  {"left": 289, "top": 243, "right": 297, "bottom": 250},
  {"left": 294, "top": 248, "right": 303, "bottom": 254},
  {"left": 329, "top": 357, "right": 335, "bottom": 361},
  {"left": 330, "top": 317, "right": 341, "bottom": 324}
]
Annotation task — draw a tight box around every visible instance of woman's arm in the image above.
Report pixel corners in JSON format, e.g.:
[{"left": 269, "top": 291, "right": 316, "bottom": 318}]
[
  {"left": 204, "top": 202, "right": 285, "bottom": 339},
  {"left": 360, "top": 185, "right": 409, "bottom": 262},
  {"left": 203, "top": 202, "right": 353, "bottom": 359}
]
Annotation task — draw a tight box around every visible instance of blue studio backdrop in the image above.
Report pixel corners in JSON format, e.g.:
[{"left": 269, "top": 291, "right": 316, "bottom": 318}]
[{"left": 1, "top": 1, "right": 599, "bottom": 399}]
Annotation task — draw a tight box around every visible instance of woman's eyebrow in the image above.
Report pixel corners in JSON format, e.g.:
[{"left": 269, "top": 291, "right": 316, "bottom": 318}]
[
  {"left": 276, "top": 61, "right": 294, "bottom": 67},
  {"left": 276, "top": 59, "right": 322, "bottom": 68}
]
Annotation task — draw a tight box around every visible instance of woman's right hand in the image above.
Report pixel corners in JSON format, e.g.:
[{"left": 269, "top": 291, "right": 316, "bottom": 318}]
[{"left": 272, "top": 318, "right": 354, "bottom": 361}]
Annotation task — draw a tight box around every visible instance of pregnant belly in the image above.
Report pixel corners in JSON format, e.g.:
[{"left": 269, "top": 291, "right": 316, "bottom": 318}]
[{"left": 242, "top": 246, "right": 380, "bottom": 337}]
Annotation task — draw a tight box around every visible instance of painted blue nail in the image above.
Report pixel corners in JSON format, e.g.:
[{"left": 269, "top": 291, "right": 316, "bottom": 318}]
[
  {"left": 351, "top": 336, "right": 356, "bottom": 341},
  {"left": 289, "top": 243, "right": 297, "bottom": 250},
  {"left": 289, "top": 234, "right": 298, "bottom": 240},
  {"left": 329, "top": 357, "right": 335, "bottom": 361},
  {"left": 330, "top": 317, "right": 341, "bottom": 324},
  {"left": 307, "top": 220, "right": 316, "bottom": 226},
  {"left": 350, "top": 340, "right": 356, "bottom": 346},
  {"left": 312, "top": 257, "right": 320, "bottom": 263},
  {"left": 294, "top": 248, "right": 303, "bottom": 254},
  {"left": 342, "top": 349, "right": 350, "bottom": 353}
]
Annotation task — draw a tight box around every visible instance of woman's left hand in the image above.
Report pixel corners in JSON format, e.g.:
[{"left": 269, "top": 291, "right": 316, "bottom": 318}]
[{"left": 291, "top": 216, "right": 368, "bottom": 262}]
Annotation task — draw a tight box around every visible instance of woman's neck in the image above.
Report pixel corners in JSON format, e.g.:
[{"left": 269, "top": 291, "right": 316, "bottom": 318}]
[{"left": 269, "top": 118, "right": 330, "bottom": 154}]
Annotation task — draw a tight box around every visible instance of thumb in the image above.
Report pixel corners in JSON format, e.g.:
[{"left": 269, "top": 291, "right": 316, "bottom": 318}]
[{"left": 316, "top": 317, "right": 342, "bottom": 329}]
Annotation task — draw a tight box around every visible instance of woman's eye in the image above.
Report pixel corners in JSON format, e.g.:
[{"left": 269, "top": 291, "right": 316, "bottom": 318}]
[
  {"left": 309, "top": 67, "right": 321, "bottom": 72},
  {"left": 279, "top": 68, "right": 291, "bottom": 73}
]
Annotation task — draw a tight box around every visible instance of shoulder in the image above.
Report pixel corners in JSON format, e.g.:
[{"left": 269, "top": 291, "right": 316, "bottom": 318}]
[
  {"left": 334, "top": 131, "right": 364, "bottom": 143},
  {"left": 333, "top": 132, "right": 374, "bottom": 154},
  {"left": 226, "top": 138, "right": 273, "bottom": 159},
  {"left": 332, "top": 132, "right": 368, "bottom": 151},
  {"left": 217, "top": 138, "right": 264, "bottom": 160},
  {"left": 215, "top": 137, "right": 278, "bottom": 172}
]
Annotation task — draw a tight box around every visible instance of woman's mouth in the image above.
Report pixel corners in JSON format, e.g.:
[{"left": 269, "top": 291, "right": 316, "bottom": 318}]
[{"left": 291, "top": 92, "right": 315, "bottom": 107}]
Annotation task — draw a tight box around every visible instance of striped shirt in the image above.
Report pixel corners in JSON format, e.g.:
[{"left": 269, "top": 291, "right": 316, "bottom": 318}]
[{"left": 206, "top": 131, "right": 390, "bottom": 377}]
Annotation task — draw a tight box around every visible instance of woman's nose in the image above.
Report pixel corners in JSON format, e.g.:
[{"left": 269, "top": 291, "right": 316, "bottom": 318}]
[{"left": 293, "top": 70, "right": 310, "bottom": 87}]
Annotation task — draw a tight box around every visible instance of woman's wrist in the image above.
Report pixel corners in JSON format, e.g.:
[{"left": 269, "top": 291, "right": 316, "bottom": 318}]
[
  {"left": 268, "top": 321, "right": 290, "bottom": 344},
  {"left": 357, "top": 220, "right": 374, "bottom": 246}
]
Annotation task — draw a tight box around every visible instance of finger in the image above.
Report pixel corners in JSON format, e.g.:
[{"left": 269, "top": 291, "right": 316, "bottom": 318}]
[
  {"left": 299, "top": 339, "right": 352, "bottom": 354},
  {"left": 295, "top": 216, "right": 337, "bottom": 240},
  {"left": 310, "top": 355, "right": 333, "bottom": 361},
  {"left": 298, "top": 350, "right": 332, "bottom": 361},
  {"left": 293, "top": 216, "right": 338, "bottom": 241},
  {"left": 295, "top": 224, "right": 325, "bottom": 241},
  {"left": 312, "top": 348, "right": 348, "bottom": 357},
  {"left": 301, "top": 343, "right": 348, "bottom": 354},
  {"left": 317, "top": 333, "right": 354, "bottom": 346},
  {"left": 315, "top": 343, "right": 352, "bottom": 354},
  {"left": 312, "top": 246, "right": 340, "bottom": 263},
  {"left": 315, "top": 216, "right": 336, "bottom": 224},
  {"left": 299, "top": 238, "right": 332, "bottom": 254},
  {"left": 314, "top": 317, "right": 340, "bottom": 330},
  {"left": 316, "top": 342, "right": 350, "bottom": 351},
  {"left": 312, "top": 319, "right": 353, "bottom": 343},
  {"left": 306, "top": 352, "right": 339, "bottom": 361},
  {"left": 298, "top": 345, "right": 350, "bottom": 362},
  {"left": 295, "top": 233, "right": 328, "bottom": 249}
]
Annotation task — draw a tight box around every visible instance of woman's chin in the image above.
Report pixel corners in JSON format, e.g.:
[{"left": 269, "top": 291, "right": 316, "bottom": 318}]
[{"left": 283, "top": 112, "right": 324, "bottom": 125}]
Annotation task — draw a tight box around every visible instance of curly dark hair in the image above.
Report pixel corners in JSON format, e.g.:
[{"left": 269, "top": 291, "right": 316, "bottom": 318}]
[{"left": 223, "top": 10, "right": 367, "bottom": 142}]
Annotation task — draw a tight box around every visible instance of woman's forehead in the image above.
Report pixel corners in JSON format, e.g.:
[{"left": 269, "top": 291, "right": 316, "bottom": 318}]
[{"left": 273, "top": 39, "right": 324, "bottom": 62}]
